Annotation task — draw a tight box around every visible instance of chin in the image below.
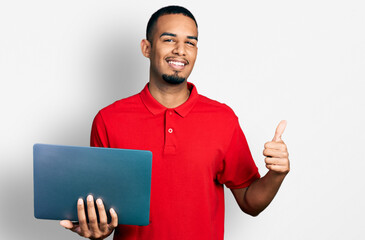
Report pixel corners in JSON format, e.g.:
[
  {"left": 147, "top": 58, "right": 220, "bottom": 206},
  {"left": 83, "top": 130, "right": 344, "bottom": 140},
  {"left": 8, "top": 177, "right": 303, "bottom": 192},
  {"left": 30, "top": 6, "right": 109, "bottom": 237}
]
[{"left": 162, "top": 74, "right": 186, "bottom": 85}]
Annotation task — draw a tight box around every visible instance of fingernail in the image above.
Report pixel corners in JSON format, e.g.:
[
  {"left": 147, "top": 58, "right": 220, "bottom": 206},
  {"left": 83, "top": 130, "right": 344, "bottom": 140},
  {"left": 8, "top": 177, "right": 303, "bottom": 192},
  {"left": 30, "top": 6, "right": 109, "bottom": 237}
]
[
  {"left": 78, "top": 198, "right": 83, "bottom": 205},
  {"left": 96, "top": 198, "right": 103, "bottom": 205},
  {"left": 110, "top": 208, "right": 115, "bottom": 214},
  {"left": 87, "top": 195, "right": 93, "bottom": 202}
]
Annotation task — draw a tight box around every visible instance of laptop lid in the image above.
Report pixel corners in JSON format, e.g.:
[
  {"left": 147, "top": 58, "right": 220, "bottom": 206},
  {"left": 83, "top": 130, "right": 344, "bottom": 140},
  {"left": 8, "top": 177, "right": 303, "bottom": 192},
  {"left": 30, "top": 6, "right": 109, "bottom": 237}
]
[{"left": 33, "top": 143, "right": 152, "bottom": 226}]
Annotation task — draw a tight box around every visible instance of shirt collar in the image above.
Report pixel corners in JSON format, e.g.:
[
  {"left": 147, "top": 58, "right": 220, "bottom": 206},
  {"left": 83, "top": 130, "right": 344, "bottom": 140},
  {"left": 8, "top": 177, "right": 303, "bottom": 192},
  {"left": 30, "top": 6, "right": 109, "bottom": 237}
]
[{"left": 139, "top": 82, "right": 199, "bottom": 118}]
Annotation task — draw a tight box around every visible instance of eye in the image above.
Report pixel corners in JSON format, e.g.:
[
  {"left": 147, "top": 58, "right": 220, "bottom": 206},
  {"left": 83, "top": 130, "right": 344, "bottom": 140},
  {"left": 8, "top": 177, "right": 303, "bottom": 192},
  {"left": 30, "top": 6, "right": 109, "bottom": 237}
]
[
  {"left": 186, "top": 41, "right": 196, "bottom": 46},
  {"left": 163, "top": 39, "right": 174, "bottom": 43}
]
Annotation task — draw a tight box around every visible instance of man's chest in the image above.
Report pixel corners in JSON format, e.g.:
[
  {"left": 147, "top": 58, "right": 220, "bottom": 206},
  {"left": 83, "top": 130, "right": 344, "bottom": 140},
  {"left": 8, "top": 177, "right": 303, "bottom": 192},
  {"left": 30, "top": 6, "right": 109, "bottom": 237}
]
[{"left": 104, "top": 110, "right": 234, "bottom": 180}]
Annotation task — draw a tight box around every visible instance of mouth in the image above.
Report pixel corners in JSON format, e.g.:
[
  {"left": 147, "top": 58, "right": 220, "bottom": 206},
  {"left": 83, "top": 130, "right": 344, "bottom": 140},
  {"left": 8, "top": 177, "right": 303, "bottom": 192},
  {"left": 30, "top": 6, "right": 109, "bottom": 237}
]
[{"left": 166, "top": 57, "right": 188, "bottom": 71}]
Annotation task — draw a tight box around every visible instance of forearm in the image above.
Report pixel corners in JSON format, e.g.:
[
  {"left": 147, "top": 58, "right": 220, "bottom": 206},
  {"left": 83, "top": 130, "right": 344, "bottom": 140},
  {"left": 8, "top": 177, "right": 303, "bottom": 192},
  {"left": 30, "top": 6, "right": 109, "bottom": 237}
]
[{"left": 241, "top": 170, "right": 287, "bottom": 216}]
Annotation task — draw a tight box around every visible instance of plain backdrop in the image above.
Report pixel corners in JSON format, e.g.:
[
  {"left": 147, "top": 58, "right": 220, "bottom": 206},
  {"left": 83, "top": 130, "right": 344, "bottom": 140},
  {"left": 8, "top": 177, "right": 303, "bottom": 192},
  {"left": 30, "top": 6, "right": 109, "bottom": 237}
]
[{"left": 1, "top": 0, "right": 364, "bottom": 239}]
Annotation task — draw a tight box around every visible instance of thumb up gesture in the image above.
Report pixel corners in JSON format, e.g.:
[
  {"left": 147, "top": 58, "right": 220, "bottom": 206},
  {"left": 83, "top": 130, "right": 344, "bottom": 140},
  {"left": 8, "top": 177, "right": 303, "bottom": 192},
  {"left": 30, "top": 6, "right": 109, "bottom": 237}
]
[{"left": 263, "top": 120, "right": 290, "bottom": 174}]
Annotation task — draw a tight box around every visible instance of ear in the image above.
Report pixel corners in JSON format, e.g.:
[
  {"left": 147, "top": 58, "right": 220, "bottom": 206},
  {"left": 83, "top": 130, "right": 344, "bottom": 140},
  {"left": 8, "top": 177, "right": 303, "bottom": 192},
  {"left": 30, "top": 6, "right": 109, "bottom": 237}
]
[{"left": 141, "top": 39, "right": 151, "bottom": 58}]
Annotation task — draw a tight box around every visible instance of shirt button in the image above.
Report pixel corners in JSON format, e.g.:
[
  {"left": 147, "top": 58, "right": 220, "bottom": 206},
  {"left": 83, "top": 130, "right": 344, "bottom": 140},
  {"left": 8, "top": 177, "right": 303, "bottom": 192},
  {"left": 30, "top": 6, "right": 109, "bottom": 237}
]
[
  {"left": 168, "top": 128, "right": 173, "bottom": 133},
  {"left": 169, "top": 111, "right": 173, "bottom": 115}
]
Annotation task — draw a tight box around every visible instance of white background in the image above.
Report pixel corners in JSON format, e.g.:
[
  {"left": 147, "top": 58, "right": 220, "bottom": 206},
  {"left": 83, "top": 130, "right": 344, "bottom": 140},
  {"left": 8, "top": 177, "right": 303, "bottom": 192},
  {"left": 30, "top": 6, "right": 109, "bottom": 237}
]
[{"left": 1, "top": 0, "right": 364, "bottom": 239}]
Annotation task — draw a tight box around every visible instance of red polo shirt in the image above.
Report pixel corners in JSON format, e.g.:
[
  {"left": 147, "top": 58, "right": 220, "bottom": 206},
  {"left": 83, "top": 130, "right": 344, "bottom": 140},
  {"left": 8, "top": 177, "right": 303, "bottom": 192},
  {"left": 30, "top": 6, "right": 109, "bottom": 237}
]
[{"left": 90, "top": 82, "right": 260, "bottom": 240}]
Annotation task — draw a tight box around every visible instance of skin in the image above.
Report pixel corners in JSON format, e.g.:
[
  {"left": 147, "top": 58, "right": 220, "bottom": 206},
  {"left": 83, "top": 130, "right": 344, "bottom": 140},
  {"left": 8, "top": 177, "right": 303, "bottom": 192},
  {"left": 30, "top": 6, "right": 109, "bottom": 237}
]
[{"left": 60, "top": 13, "right": 290, "bottom": 239}]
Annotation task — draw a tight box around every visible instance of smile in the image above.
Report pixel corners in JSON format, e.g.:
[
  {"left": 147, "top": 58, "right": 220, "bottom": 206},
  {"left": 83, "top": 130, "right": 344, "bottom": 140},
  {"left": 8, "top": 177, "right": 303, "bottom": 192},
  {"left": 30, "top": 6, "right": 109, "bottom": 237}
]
[
  {"left": 166, "top": 58, "right": 188, "bottom": 70},
  {"left": 168, "top": 61, "right": 185, "bottom": 66}
]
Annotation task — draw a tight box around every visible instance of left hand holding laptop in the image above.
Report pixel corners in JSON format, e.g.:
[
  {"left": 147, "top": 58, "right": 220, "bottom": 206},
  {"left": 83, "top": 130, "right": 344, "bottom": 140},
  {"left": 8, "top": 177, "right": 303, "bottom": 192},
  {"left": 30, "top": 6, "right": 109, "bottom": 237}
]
[{"left": 60, "top": 195, "right": 118, "bottom": 239}]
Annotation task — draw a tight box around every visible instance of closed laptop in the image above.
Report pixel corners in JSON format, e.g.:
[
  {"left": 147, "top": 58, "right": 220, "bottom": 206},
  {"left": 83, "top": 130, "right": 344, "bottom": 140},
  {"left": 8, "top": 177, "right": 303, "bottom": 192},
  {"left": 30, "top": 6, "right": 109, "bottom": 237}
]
[{"left": 33, "top": 143, "right": 152, "bottom": 226}]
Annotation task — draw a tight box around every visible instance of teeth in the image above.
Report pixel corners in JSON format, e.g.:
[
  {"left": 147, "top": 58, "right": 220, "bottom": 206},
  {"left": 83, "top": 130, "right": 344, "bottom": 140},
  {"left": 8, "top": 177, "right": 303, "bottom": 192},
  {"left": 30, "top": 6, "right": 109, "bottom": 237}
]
[{"left": 168, "top": 61, "right": 185, "bottom": 66}]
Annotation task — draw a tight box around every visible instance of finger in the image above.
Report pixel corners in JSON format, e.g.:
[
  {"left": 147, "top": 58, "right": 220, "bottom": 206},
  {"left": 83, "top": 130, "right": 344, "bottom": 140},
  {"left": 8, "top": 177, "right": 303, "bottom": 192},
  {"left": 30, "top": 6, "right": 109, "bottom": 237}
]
[
  {"left": 273, "top": 120, "right": 287, "bottom": 142},
  {"left": 60, "top": 220, "right": 74, "bottom": 229},
  {"left": 264, "top": 141, "right": 287, "bottom": 151},
  {"left": 77, "top": 198, "right": 90, "bottom": 236},
  {"left": 60, "top": 220, "right": 81, "bottom": 233},
  {"left": 263, "top": 148, "right": 288, "bottom": 158},
  {"left": 96, "top": 198, "right": 108, "bottom": 232},
  {"left": 86, "top": 195, "right": 99, "bottom": 233},
  {"left": 266, "top": 163, "right": 290, "bottom": 173},
  {"left": 265, "top": 157, "right": 284, "bottom": 165},
  {"left": 109, "top": 208, "right": 118, "bottom": 228}
]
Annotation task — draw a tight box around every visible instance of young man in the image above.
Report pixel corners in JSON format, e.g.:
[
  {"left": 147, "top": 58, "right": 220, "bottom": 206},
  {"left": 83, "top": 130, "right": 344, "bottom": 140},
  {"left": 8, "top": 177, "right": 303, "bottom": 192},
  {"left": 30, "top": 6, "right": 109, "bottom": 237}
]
[{"left": 60, "top": 6, "right": 290, "bottom": 240}]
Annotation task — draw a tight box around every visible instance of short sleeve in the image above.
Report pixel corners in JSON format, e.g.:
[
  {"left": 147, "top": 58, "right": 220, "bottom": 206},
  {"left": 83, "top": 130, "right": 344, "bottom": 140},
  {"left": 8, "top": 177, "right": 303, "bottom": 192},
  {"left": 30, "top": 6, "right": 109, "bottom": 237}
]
[
  {"left": 217, "top": 119, "right": 260, "bottom": 189},
  {"left": 90, "top": 111, "right": 110, "bottom": 148}
]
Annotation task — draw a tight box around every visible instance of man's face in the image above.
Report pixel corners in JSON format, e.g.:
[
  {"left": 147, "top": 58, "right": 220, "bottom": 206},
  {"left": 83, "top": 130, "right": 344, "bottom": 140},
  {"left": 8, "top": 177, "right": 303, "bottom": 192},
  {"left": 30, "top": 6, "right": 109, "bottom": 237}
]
[{"left": 148, "top": 14, "right": 198, "bottom": 84}]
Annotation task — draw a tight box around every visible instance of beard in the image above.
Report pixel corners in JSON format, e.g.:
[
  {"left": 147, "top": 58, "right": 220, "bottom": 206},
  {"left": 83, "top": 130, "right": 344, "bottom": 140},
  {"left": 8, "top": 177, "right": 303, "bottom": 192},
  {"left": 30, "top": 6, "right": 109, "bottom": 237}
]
[{"left": 162, "top": 72, "right": 186, "bottom": 85}]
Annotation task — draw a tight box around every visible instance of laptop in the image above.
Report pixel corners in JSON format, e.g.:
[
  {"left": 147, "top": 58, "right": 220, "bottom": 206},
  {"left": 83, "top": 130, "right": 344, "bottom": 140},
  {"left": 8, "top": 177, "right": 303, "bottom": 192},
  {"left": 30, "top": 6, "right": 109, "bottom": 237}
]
[{"left": 33, "top": 143, "right": 152, "bottom": 226}]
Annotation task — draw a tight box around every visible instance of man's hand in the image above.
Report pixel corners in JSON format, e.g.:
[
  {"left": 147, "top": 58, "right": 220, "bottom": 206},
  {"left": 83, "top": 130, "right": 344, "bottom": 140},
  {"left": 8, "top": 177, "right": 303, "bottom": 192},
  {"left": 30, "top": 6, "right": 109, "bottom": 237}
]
[
  {"left": 263, "top": 120, "right": 290, "bottom": 174},
  {"left": 60, "top": 195, "right": 118, "bottom": 239}
]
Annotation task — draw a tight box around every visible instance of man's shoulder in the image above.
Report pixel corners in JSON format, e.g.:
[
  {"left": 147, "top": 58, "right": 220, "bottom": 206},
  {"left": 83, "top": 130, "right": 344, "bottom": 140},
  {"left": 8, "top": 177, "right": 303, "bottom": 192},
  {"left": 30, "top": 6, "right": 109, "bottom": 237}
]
[
  {"left": 98, "top": 93, "right": 143, "bottom": 116},
  {"left": 195, "top": 94, "right": 237, "bottom": 119}
]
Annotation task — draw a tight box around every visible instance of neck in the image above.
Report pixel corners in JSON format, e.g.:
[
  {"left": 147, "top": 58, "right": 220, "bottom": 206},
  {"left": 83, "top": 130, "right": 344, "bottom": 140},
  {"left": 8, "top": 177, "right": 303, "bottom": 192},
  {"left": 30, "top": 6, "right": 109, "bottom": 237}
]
[{"left": 148, "top": 78, "right": 190, "bottom": 108}]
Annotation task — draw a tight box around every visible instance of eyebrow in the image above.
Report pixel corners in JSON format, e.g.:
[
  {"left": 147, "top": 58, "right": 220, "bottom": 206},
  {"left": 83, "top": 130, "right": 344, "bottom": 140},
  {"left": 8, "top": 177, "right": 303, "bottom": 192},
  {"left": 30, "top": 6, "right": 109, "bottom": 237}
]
[
  {"left": 160, "top": 32, "right": 198, "bottom": 41},
  {"left": 187, "top": 35, "right": 198, "bottom": 41}
]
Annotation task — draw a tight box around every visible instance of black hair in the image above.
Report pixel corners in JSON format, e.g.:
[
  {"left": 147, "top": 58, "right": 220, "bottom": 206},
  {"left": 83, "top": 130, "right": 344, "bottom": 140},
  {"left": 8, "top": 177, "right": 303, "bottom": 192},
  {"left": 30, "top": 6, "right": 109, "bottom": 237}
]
[{"left": 146, "top": 5, "right": 198, "bottom": 43}]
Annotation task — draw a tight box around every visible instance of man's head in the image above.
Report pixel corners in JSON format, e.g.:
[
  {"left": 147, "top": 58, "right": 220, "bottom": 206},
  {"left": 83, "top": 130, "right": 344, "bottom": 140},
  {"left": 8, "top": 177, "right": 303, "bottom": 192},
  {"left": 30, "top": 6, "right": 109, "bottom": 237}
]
[
  {"left": 141, "top": 6, "right": 198, "bottom": 85},
  {"left": 146, "top": 6, "right": 198, "bottom": 44}
]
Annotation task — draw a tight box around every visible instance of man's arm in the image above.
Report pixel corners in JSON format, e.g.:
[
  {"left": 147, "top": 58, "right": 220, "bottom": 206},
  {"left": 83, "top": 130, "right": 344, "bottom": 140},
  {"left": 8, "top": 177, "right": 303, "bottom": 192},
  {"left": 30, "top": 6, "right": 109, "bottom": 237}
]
[{"left": 231, "top": 120, "right": 289, "bottom": 216}]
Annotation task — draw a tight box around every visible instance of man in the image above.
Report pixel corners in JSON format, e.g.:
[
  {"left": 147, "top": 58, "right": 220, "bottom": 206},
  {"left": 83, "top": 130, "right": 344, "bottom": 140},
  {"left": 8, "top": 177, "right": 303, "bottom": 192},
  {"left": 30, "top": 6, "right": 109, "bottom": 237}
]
[{"left": 60, "top": 5, "right": 290, "bottom": 240}]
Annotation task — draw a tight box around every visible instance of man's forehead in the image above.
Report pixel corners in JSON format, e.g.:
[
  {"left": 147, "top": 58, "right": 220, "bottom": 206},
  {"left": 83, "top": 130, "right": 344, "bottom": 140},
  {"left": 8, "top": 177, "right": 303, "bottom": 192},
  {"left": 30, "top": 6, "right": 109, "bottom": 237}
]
[{"left": 155, "top": 14, "right": 198, "bottom": 36}]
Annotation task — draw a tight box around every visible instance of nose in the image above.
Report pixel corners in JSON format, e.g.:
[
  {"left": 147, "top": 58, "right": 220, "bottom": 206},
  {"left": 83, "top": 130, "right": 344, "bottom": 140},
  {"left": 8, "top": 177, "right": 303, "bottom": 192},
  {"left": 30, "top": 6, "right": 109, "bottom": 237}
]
[{"left": 172, "top": 41, "right": 186, "bottom": 56}]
